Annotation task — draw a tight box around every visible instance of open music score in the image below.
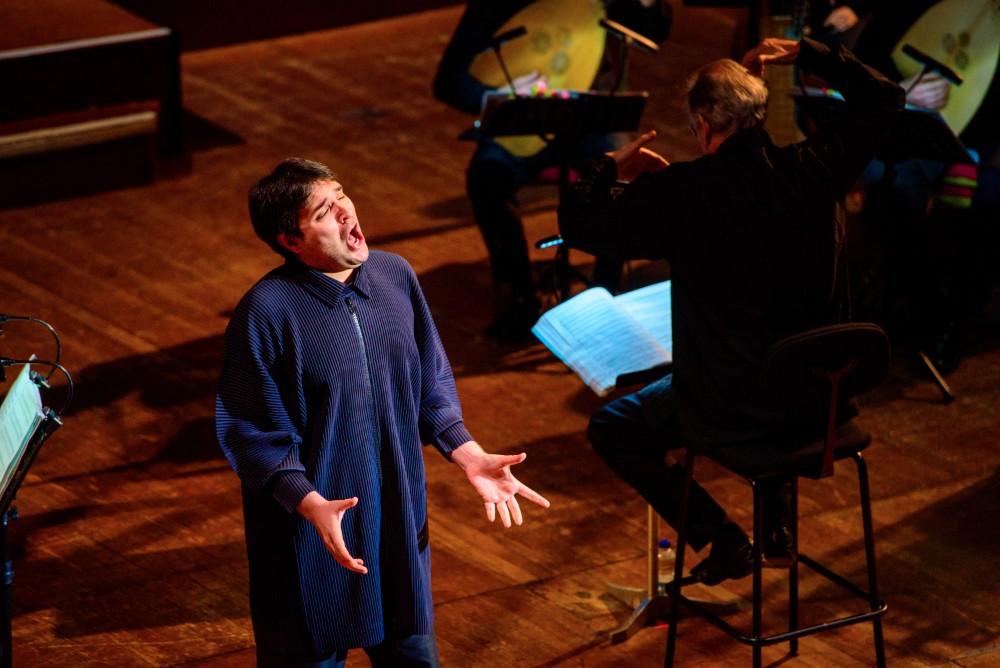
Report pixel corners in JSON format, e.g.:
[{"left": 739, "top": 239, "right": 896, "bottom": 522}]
[
  {"left": 0, "top": 364, "right": 44, "bottom": 498},
  {"left": 532, "top": 281, "right": 672, "bottom": 396}
]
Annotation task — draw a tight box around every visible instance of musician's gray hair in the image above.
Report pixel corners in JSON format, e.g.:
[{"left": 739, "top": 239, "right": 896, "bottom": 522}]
[{"left": 686, "top": 59, "right": 769, "bottom": 134}]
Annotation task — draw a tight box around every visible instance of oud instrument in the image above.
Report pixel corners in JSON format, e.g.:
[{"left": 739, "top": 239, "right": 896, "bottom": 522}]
[
  {"left": 890, "top": 0, "right": 1000, "bottom": 137},
  {"left": 468, "top": 0, "right": 608, "bottom": 157}
]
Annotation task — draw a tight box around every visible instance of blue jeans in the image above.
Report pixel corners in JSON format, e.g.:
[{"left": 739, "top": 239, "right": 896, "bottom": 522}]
[{"left": 257, "top": 633, "right": 440, "bottom": 668}]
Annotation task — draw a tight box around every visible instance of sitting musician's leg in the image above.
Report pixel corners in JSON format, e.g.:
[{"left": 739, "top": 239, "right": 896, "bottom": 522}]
[
  {"left": 862, "top": 157, "right": 948, "bottom": 344},
  {"left": 587, "top": 375, "right": 752, "bottom": 585},
  {"left": 930, "top": 162, "right": 1000, "bottom": 371},
  {"left": 466, "top": 142, "right": 541, "bottom": 343}
]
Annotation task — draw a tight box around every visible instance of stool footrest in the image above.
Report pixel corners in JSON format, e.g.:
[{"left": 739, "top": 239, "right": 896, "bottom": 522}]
[{"left": 674, "top": 588, "right": 887, "bottom": 648}]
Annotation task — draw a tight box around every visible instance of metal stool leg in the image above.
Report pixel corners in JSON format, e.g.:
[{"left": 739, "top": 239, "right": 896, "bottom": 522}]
[
  {"left": 854, "top": 453, "right": 887, "bottom": 668},
  {"left": 665, "top": 455, "right": 695, "bottom": 668}
]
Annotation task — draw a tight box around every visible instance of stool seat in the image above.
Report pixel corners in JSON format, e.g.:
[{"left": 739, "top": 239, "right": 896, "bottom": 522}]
[{"left": 701, "top": 420, "right": 871, "bottom": 479}]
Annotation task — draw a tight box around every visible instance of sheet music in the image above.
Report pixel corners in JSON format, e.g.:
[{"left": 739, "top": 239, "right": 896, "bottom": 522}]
[
  {"left": 0, "top": 364, "right": 43, "bottom": 496},
  {"left": 615, "top": 281, "right": 672, "bottom": 352},
  {"left": 532, "top": 281, "right": 671, "bottom": 396}
]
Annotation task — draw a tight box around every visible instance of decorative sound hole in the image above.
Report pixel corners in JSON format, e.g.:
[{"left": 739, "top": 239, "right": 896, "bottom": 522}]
[
  {"left": 939, "top": 32, "right": 970, "bottom": 71},
  {"left": 533, "top": 32, "right": 552, "bottom": 54},
  {"left": 550, "top": 51, "right": 569, "bottom": 75}
]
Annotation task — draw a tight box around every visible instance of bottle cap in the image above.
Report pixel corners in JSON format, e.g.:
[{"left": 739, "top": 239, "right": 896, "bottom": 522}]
[{"left": 658, "top": 538, "right": 672, "bottom": 549}]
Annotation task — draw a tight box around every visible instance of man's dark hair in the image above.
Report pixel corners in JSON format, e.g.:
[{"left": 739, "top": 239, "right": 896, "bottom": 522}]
[{"left": 248, "top": 158, "right": 336, "bottom": 259}]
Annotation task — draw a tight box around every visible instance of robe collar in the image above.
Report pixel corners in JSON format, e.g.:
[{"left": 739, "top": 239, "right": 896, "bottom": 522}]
[{"left": 281, "top": 257, "right": 372, "bottom": 307}]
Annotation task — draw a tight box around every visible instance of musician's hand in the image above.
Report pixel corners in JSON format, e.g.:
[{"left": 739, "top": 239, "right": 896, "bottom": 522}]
[
  {"left": 741, "top": 38, "right": 800, "bottom": 78},
  {"left": 902, "top": 72, "right": 950, "bottom": 110},
  {"left": 822, "top": 6, "right": 859, "bottom": 34},
  {"left": 496, "top": 71, "right": 547, "bottom": 96},
  {"left": 608, "top": 131, "right": 669, "bottom": 182}
]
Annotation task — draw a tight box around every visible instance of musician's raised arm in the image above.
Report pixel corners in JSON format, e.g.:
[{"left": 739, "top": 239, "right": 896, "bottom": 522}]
[{"left": 554, "top": 36, "right": 904, "bottom": 591}]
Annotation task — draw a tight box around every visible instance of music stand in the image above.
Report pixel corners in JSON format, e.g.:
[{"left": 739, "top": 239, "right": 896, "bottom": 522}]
[
  {"left": 793, "top": 87, "right": 973, "bottom": 165},
  {"left": 532, "top": 282, "right": 744, "bottom": 642},
  {"left": 472, "top": 91, "right": 648, "bottom": 301},
  {"left": 604, "top": 367, "right": 744, "bottom": 644},
  {"left": 0, "top": 364, "right": 64, "bottom": 668}
]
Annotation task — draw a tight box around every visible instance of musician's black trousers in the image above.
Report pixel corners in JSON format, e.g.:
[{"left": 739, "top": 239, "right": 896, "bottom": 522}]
[
  {"left": 465, "top": 135, "right": 624, "bottom": 308},
  {"left": 587, "top": 374, "right": 737, "bottom": 552}
]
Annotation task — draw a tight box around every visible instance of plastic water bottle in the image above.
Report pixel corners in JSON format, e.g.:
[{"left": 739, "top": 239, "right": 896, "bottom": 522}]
[{"left": 657, "top": 538, "right": 675, "bottom": 584}]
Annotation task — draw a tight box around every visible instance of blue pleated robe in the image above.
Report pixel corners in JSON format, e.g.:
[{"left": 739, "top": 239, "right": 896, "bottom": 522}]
[{"left": 216, "top": 250, "right": 473, "bottom": 656}]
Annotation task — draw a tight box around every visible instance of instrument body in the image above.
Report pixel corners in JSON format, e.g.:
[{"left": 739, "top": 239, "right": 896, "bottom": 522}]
[
  {"left": 469, "top": 0, "right": 608, "bottom": 156},
  {"left": 890, "top": 0, "right": 1000, "bottom": 136}
]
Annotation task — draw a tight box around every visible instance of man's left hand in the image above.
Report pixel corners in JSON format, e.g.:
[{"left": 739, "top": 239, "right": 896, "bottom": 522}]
[{"left": 451, "top": 441, "right": 551, "bottom": 527}]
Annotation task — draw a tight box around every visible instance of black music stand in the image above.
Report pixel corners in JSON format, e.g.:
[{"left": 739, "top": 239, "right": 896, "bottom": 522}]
[
  {"left": 793, "top": 88, "right": 972, "bottom": 165},
  {"left": 532, "top": 283, "right": 744, "bottom": 643},
  {"left": 472, "top": 91, "right": 648, "bottom": 302},
  {"left": 0, "top": 368, "right": 63, "bottom": 668},
  {"left": 795, "top": 88, "right": 974, "bottom": 400},
  {"left": 605, "top": 365, "right": 745, "bottom": 642}
]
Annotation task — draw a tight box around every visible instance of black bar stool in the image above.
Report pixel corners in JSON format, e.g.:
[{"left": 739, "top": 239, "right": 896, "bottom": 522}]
[{"left": 665, "top": 322, "right": 890, "bottom": 668}]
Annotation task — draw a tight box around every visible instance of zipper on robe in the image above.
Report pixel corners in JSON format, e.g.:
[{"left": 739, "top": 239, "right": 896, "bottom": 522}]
[{"left": 346, "top": 296, "right": 382, "bottom": 485}]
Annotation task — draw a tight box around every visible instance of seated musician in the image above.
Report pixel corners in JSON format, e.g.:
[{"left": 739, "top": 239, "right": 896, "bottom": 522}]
[
  {"left": 557, "top": 37, "right": 903, "bottom": 582},
  {"left": 432, "top": 0, "right": 671, "bottom": 344},
  {"left": 843, "top": 0, "right": 1000, "bottom": 373}
]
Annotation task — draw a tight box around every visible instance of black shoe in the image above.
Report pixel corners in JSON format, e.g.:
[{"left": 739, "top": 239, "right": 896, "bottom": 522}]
[
  {"left": 762, "top": 479, "right": 795, "bottom": 568},
  {"left": 691, "top": 538, "right": 754, "bottom": 586},
  {"left": 762, "top": 526, "right": 795, "bottom": 568}
]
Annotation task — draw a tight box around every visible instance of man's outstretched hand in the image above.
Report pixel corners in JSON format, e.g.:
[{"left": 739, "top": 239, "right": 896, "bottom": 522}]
[
  {"left": 451, "top": 441, "right": 551, "bottom": 527},
  {"left": 607, "top": 130, "right": 670, "bottom": 182}
]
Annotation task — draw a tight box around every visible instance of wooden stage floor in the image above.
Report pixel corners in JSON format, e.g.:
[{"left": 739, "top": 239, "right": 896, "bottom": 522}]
[{"left": 2, "top": 4, "right": 999, "bottom": 666}]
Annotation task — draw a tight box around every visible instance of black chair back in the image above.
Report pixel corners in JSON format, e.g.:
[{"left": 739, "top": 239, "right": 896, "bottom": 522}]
[{"left": 763, "top": 323, "right": 890, "bottom": 477}]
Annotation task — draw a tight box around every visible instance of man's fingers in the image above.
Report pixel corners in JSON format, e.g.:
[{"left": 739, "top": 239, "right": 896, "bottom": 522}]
[
  {"left": 494, "top": 453, "right": 528, "bottom": 468},
  {"left": 339, "top": 556, "right": 368, "bottom": 574},
  {"left": 518, "top": 484, "right": 551, "bottom": 508},
  {"left": 497, "top": 499, "right": 512, "bottom": 528},
  {"left": 508, "top": 496, "right": 523, "bottom": 526},
  {"left": 485, "top": 502, "right": 496, "bottom": 523}
]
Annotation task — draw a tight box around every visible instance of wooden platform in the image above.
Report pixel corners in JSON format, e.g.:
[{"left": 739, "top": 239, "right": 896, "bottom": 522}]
[
  {"left": 0, "top": 0, "right": 183, "bottom": 206},
  {"left": 1, "top": 5, "right": 999, "bottom": 667}
]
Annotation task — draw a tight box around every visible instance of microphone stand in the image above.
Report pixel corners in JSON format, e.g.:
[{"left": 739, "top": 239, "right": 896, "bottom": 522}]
[
  {"left": 535, "top": 19, "right": 661, "bottom": 303},
  {"left": 483, "top": 26, "right": 527, "bottom": 93},
  {"left": 902, "top": 44, "right": 964, "bottom": 88},
  {"left": 599, "top": 18, "right": 659, "bottom": 93}
]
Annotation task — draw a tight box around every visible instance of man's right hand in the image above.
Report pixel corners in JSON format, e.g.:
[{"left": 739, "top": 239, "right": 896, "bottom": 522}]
[
  {"left": 608, "top": 131, "right": 669, "bottom": 182},
  {"left": 741, "top": 38, "right": 801, "bottom": 78},
  {"left": 901, "top": 72, "right": 950, "bottom": 110},
  {"left": 297, "top": 491, "right": 368, "bottom": 574}
]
